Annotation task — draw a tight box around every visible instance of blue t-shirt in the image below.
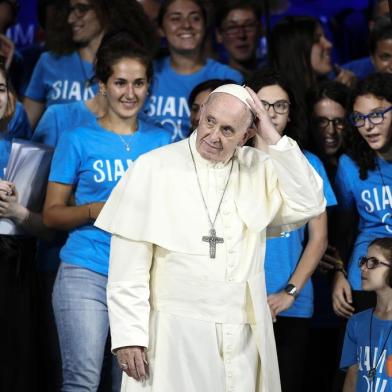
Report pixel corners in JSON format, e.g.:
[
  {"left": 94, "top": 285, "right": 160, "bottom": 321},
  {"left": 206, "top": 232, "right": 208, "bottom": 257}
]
[
  {"left": 33, "top": 100, "right": 98, "bottom": 272},
  {"left": 0, "top": 102, "right": 32, "bottom": 177},
  {"left": 264, "top": 150, "right": 337, "bottom": 318},
  {"left": 141, "top": 56, "right": 243, "bottom": 142},
  {"left": 33, "top": 101, "right": 95, "bottom": 147},
  {"left": 342, "top": 57, "right": 375, "bottom": 80},
  {"left": 25, "top": 51, "right": 97, "bottom": 107},
  {"left": 335, "top": 154, "right": 392, "bottom": 290},
  {"left": 340, "top": 309, "right": 392, "bottom": 391},
  {"left": 49, "top": 119, "right": 171, "bottom": 275}
]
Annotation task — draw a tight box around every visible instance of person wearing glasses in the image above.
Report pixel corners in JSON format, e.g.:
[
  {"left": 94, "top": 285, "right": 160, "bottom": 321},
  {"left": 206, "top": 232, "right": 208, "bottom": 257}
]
[
  {"left": 307, "top": 81, "right": 351, "bottom": 180},
  {"left": 333, "top": 73, "right": 392, "bottom": 320},
  {"left": 23, "top": 0, "right": 158, "bottom": 128},
  {"left": 248, "top": 67, "right": 336, "bottom": 392},
  {"left": 215, "top": 0, "right": 263, "bottom": 81},
  {"left": 340, "top": 237, "right": 392, "bottom": 392}
]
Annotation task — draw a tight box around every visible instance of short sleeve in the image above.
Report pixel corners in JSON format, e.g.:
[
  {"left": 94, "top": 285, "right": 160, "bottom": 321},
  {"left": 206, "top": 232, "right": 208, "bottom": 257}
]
[
  {"left": 24, "top": 53, "right": 48, "bottom": 102},
  {"left": 304, "top": 151, "right": 337, "bottom": 207},
  {"left": 7, "top": 102, "right": 32, "bottom": 140},
  {"left": 49, "top": 129, "right": 82, "bottom": 185},
  {"left": 340, "top": 317, "right": 359, "bottom": 370},
  {"left": 33, "top": 105, "right": 61, "bottom": 147},
  {"left": 335, "top": 155, "right": 355, "bottom": 211},
  {"left": 227, "top": 68, "right": 244, "bottom": 84}
]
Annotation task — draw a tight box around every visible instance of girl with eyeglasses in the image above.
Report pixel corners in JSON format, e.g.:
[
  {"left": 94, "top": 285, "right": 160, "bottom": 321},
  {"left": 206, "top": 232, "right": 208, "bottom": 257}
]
[
  {"left": 340, "top": 237, "right": 392, "bottom": 392},
  {"left": 333, "top": 73, "right": 392, "bottom": 320},
  {"left": 23, "top": 0, "right": 158, "bottom": 128},
  {"left": 307, "top": 80, "right": 351, "bottom": 180},
  {"left": 248, "top": 67, "right": 337, "bottom": 392}
]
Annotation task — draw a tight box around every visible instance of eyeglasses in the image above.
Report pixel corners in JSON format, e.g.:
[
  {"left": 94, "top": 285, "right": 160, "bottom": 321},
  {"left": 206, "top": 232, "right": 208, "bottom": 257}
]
[
  {"left": 358, "top": 256, "right": 392, "bottom": 269},
  {"left": 349, "top": 105, "right": 392, "bottom": 127},
  {"left": 261, "top": 100, "right": 290, "bottom": 115},
  {"left": 314, "top": 116, "right": 345, "bottom": 130},
  {"left": 68, "top": 3, "right": 94, "bottom": 18},
  {"left": 221, "top": 22, "right": 259, "bottom": 37}
]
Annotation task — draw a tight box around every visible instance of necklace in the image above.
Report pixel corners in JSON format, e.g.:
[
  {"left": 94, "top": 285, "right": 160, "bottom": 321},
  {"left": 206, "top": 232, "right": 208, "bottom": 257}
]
[
  {"left": 77, "top": 52, "right": 92, "bottom": 88},
  {"left": 368, "top": 308, "right": 392, "bottom": 383},
  {"left": 117, "top": 133, "right": 131, "bottom": 151},
  {"left": 188, "top": 137, "right": 234, "bottom": 259}
]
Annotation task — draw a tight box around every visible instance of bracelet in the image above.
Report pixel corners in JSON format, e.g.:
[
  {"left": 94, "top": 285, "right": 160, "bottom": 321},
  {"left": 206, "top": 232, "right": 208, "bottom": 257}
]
[
  {"left": 335, "top": 266, "right": 347, "bottom": 277},
  {"left": 334, "top": 259, "right": 345, "bottom": 268}
]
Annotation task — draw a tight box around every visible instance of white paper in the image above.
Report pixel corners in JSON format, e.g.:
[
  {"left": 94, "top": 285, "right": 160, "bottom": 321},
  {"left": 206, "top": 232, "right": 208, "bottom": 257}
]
[{"left": 0, "top": 139, "right": 53, "bottom": 235}]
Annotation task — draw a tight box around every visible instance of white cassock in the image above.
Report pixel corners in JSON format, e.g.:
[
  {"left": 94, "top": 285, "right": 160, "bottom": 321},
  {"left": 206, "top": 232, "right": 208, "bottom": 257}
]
[{"left": 95, "top": 131, "right": 326, "bottom": 392}]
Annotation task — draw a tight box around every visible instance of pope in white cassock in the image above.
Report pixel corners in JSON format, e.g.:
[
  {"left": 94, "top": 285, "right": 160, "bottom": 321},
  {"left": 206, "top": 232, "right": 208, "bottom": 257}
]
[{"left": 95, "top": 84, "right": 326, "bottom": 392}]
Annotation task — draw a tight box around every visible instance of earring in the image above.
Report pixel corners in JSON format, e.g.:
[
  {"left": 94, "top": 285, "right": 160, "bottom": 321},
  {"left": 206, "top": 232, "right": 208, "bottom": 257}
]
[{"left": 101, "top": 89, "right": 107, "bottom": 96}]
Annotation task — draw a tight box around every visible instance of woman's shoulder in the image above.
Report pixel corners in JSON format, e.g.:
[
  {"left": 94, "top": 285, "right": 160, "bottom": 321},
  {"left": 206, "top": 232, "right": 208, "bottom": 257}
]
[
  {"left": 338, "top": 153, "right": 357, "bottom": 169},
  {"left": 138, "top": 120, "right": 172, "bottom": 140},
  {"left": 203, "top": 59, "right": 243, "bottom": 81},
  {"left": 36, "top": 51, "right": 75, "bottom": 65},
  {"left": 348, "top": 308, "right": 373, "bottom": 326}
]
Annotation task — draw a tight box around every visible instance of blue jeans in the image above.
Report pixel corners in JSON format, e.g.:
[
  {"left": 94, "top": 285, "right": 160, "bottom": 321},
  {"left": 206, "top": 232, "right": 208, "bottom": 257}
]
[{"left": 53, "top": 262, "right": 122, "bottom": 392}]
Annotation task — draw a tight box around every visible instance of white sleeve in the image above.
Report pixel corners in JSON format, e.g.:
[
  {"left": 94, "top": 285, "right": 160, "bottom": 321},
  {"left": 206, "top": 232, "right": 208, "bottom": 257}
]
[
  {"left": 107, "top": 234, "right": 153, "bottom": 352},
  {"left": 266, "top": 136, "right": 326, "bottom": 235}
]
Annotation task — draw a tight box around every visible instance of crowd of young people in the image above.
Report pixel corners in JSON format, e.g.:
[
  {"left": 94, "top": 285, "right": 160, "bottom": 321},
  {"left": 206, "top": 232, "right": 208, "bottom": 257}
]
[{"left": 1, "top": 0, "right": 392, "bottom": 391}]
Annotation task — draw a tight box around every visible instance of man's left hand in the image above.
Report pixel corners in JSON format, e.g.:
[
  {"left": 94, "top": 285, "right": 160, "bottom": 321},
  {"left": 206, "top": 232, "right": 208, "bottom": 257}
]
[
  {"left": 245, "top": 86, "right": 282, "bottom": 145},
  {"left": 267, "top": 291, "right": 295, "bottom": 322}
]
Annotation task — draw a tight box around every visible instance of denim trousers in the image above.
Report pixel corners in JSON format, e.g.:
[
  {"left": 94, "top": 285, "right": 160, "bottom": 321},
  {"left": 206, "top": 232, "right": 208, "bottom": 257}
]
[{"left": 53, "top": 262, "right": 122, "bottom": 392}]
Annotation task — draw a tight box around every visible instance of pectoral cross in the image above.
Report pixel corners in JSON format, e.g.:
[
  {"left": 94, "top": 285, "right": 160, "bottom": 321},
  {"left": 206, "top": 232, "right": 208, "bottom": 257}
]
[{"left": 202, "top": 228, "right": 224, "bottom": 259}]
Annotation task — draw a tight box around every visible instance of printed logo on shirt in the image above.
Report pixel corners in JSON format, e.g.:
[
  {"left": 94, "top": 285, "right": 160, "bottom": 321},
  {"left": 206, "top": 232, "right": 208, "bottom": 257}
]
[
  {"left": 358, "top": 345, "right": 391, "bottom": 391},
  {"left": 51, "top": 80, "right": 95, "bottom": 102},
  {"left": 93, "top": 159, "right": 132, "bottom": 183},
  {"left": 361, "top": 185, "right": 392, "bottom": 233},
  {"left": 145, "top": 95, "right": 190, "bottom": 141}
]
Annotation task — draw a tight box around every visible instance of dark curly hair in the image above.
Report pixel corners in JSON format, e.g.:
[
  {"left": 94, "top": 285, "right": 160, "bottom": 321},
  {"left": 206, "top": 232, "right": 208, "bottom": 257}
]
[
  {"left": 95, "top": 30, "right": 154, "bottom": 84},
  {"left": 348, "top": 72, "right": 392, "bottom": 180},
  {"left": 46, "top": 0, "right": 158, "bottom": 57}
]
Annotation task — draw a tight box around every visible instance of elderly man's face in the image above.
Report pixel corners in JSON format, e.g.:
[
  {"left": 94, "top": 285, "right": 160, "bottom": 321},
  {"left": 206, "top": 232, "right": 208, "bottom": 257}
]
[{"left": 196, "top": 93, "right": 251, "bottom": 162}]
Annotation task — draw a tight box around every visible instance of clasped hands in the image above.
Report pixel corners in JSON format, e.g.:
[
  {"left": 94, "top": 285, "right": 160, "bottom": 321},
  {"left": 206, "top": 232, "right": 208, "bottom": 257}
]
[
  {"left": 116, "top": 346, "right": 149, "bottom": 383},
  {"left": 0, "top": 180, "right": 28, "bottom": 223}
]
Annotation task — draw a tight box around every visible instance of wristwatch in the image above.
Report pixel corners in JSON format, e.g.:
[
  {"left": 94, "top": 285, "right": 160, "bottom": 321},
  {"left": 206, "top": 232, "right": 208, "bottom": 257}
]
[{"left": 284, "top": 283, "right": 298, "bottom": 299}]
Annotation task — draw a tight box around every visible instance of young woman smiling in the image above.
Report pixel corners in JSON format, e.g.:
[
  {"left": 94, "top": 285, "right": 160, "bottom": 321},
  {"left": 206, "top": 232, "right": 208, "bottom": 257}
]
[
  {"left": 23, "top": 0, "right": 157, "bottom": 128},
  {"left": 43, "top": 33, "right": 171, "bottom": 391},
  {"left": 141, "top": 0, "right": 243, "bottom": 142}
]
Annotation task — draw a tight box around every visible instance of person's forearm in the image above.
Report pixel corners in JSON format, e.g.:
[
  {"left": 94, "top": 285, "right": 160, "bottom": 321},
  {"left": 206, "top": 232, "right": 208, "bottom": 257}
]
[
  {"left": 288, "top": 213, "right": 328, "bottom": 291},
  {"left": 342, "top": 366, "right": 357, "bottom": 392},
  {"left": 43, "top": 204, "right": 90, "bottom": 230},
  {"left": 20, "top": 210, "right": 53, "bottom": 241}
]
